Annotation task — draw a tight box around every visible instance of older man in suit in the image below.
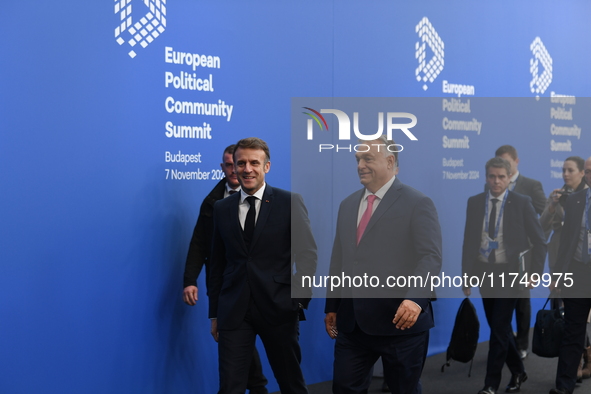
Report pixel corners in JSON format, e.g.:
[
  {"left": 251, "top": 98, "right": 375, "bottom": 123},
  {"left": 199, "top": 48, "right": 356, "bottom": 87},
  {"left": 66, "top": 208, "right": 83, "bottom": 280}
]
[
  {"left": 463, "top": 157, "right": 547, "bottom": 394},
  {"left": 549, "top": 156, "right": 591, "bottom": 394},
  {"left": 493, "top": 144, "right": 546, "bottom": 359},
  {"left": 208, "top": 137, "right": 317, "bottom": 394},
  {"left": 325, "top": 136, "right": 442, "bottom": 394}
]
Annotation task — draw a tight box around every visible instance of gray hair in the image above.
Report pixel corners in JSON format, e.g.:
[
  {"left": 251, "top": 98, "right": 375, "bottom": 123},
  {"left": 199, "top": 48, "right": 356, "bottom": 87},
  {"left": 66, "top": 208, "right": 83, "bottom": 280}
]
[{"left": 359, "top": 135, "right": 399, "bottom": 167}]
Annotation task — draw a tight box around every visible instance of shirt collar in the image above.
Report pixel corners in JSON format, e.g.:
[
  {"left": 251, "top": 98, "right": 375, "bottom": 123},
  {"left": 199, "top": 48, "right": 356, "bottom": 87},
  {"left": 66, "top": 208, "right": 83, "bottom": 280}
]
[
  {"left": 363, "top": 175, "right": 396, "bottom": 201},
  {"left": 226, "top": 183, "right": 240, "bottom": 194},
  {"left": 240, "top": 182, "right": 266, "bottom": 203},
  {"left": 510, "top": 171, "right": 519, "bottom": 183},
  {"left": 489, "top": 188, "right": 508, "bottom": 204}
]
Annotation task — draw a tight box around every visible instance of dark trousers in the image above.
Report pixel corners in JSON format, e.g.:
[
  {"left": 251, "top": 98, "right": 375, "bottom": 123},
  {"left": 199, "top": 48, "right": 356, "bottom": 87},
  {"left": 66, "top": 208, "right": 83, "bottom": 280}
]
[
  {"left": 246, "top": 348, "right": 268, "bottom": 394},
  {"left": 555, "top": 261, "right": 591, "bottom": 393},
  {"left": 481, "top": 298, "right": 524, "bottom": 390},
  {"left": 332, "top": 325, "right": 429, "bottom": 394},
  {"left": 217, "top": 300, "right": 306, "bottom": 394},
  {"left": 555, "top": 297, "right": 591, "bottom": 393},
  {"left": 513, "top": 295, "right": 531, "bottom": 351}
]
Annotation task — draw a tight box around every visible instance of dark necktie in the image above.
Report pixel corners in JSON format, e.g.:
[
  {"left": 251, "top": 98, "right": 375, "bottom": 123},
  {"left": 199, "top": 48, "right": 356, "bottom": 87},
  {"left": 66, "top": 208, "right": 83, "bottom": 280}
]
[
  {"left": 243, "top": 196, "right": 256, "bottom": 248},
  {"left": 488, "top": 198, "right": 499, "bottom": 263},
  {"left": 229, "top": 190, "right": 237, "bottom": 195}
]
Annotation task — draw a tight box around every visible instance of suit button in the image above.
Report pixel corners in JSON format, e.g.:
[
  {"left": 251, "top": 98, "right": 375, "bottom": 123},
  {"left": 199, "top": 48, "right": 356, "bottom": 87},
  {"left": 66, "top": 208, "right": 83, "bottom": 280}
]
[{"left": 353, "top": 261, "right": 358, "bottom": 265}]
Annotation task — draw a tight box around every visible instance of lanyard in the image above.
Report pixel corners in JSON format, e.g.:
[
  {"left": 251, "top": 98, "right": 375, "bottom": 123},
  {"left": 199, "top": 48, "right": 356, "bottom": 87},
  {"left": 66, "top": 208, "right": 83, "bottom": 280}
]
[
  {"left": 585, "top": 188, "right": 591, "bottom": 231},
  {"left": 484, "top": 189, "right": 508, "bottom": 241}
]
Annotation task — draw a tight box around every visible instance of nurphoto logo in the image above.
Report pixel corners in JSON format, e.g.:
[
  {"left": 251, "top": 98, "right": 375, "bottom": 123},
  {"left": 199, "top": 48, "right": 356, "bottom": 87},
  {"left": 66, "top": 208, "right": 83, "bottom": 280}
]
[{"left": 302, "top": 107, "right": 417, "bottom": 153}]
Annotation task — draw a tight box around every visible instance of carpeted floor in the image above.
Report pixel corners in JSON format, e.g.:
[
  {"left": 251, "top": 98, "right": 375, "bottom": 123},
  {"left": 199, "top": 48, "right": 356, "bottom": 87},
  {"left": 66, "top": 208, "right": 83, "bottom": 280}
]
[
  {"left": 301, "top": 346, "right": 563, "bottom": 393},
  {"left": 274, "top": 330, "right": 591, "bottom": 394}
]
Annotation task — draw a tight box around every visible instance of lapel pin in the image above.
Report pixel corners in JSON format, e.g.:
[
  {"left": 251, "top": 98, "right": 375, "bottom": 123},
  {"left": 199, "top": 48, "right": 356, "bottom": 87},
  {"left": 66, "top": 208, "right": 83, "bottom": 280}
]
[{"left": 265, "top": 200, "right": 269, "bottom": 203}]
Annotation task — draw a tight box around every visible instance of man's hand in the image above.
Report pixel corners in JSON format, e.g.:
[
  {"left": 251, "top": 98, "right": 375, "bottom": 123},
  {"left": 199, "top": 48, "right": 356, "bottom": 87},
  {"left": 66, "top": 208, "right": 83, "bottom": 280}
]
[
  {"left": 463, "top": 287, "right": 472, "bottom": 297},
  {"left": 325, "top": 312, "right": 338, "bottom": 339},
  {"left": 393, "top": 300, "right": 421, "bottom": 330},
  {"left": 211, "top": 319, "right": 219, "bottom": 342},
  {"left": 183, "top": 285, "right": 198, "bottom": 305}
]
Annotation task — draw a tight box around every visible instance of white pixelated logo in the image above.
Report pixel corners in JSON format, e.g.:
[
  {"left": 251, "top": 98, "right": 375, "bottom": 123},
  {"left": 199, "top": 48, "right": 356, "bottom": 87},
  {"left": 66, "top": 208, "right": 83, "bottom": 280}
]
[
  {"left": 530, "top": 37, "right": 552, "bottom": 95},
  {"left": 415, "top": 17, "right": 444, "bottom": 91},
  {"left": 114, "top": 0, "right": 166, "bottom": 58}
]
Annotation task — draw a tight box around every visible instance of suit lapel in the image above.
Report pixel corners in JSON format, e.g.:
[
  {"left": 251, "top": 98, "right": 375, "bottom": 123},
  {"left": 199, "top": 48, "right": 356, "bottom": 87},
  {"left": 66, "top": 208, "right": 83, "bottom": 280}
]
[
  {"left": 513, "top": 174, "right": 523, "bottom": 194},
  {"left": 249, "top": 185, "right": 273, "bottom": 250},
  {"left": 343, "top": 189, "right": 365, "bottom": 246},
  {"left": 358, "top": 178, "right": 403, "bottom": 245},
  {"left": 227, "top": 193, "right": 247, "bottom": 251},
  {"left": 502, "top": 191, "right": 514, "bottom": 236},
  {"left": 473, "top": 193, "right": 486, "bottom": 235}
]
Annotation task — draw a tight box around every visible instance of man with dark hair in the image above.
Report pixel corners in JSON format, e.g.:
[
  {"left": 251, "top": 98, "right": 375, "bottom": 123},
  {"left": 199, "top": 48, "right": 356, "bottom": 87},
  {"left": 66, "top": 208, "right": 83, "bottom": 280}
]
[
  {"left": 325, "top": 136, "right": 442, "bottom": 394},
  {"left": 492, "top": 145, "right": 546, "bottom": 359},
  {"left": 208, "top": 137, "right": 317, "bottom": 394},
  {"left": 464, "top": 157, "right": 547, "bottom": 394},
  {"left": 182, "top": 144, "right": 268, "bottom": 394},
  {"left": 549, "top": 156, "right": 591, "bottom": 394},
  {"left": 494, "top": 145, "right": 546, "bottom": 214}
]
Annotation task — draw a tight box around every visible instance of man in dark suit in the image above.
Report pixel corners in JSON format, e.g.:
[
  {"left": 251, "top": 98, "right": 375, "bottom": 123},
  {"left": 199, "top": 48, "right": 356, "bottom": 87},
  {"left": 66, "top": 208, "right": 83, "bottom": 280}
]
[
  {"left": 325, "top": 136, "right": 442, "bottom": 394},
  {"left": 463, "top": 157, "right": 547, "bottom": 394},
  {"left": 208, "top": 137, "right": 317, "bottom": 394},
  {"left": 182, "top": 144, "right": 268, "bottom": 394},
  {"left": 495, "top": 145, "right": 546, "bottom": 214},
  {"left": 494, "top": 145, "right": 546, "bottom": 359},
  {"left": 549, "top": 156, "right": 591, "bottom": 394}
]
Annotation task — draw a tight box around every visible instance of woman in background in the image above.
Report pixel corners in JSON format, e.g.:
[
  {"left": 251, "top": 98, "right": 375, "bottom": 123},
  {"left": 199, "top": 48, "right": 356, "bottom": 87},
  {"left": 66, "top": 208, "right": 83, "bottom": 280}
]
[
  {"left": 541, "top": 155, "right": 589, "bottom": 381},
  {"left": 540, "top": 156, "right": 587, "bottom": 273}
]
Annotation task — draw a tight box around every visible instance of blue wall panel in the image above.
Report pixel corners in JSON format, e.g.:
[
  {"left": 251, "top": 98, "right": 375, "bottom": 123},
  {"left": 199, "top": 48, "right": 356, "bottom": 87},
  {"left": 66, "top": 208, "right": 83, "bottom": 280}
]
[{"left": 1, "top": 1, "right": 590, "bottom": 393}]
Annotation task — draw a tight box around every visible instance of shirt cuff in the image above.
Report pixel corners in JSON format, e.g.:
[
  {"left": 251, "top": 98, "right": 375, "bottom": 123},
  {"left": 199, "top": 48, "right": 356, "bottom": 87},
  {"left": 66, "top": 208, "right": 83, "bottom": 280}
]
[{"left": 409, "top": 300, "right": 422, "bottom": 312}]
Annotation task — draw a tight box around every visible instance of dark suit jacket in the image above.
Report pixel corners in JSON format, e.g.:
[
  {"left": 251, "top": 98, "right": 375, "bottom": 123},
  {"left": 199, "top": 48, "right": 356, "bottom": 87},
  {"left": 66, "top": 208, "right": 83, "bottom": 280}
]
[
  {"left": 183, "top": 178, "right": 227, "bottom": 288},
  {"left": 513, "top": 174, "right": 546, "bottom": 215},
  {"left": 555, "top": 189, "right": 589, "bottom": 275},
  {"left": 485, "top": 174, "right": 546, "bottom": 215},
  {"left": 208, "top": 185, "right": 317, "bottom": 330},
  {"left": 325, "top": 177, "right": 442, "bottom": 336},
  {"left": 462, "top": 191, "right": 547, "bottom": 292}
]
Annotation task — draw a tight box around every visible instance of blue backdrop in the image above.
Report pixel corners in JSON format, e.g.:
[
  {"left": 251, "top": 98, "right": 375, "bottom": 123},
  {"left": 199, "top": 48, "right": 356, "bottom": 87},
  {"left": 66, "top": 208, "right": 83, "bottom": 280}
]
[{"left": 1, "top": 1, "right": 590, "bottom": 393}]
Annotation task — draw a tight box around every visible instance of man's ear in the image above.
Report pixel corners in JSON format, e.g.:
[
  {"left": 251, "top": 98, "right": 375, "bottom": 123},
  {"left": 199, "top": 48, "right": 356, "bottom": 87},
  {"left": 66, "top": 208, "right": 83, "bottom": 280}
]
[{"left": 387, "top": 155, "right": 395, "bottom": 168}]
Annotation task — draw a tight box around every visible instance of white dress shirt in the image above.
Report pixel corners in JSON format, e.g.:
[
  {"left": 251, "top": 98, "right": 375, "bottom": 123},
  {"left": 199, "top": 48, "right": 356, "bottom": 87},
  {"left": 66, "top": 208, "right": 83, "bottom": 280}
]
[{"left": 238, "top": 183, "right": 266, "bottom": 230}]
